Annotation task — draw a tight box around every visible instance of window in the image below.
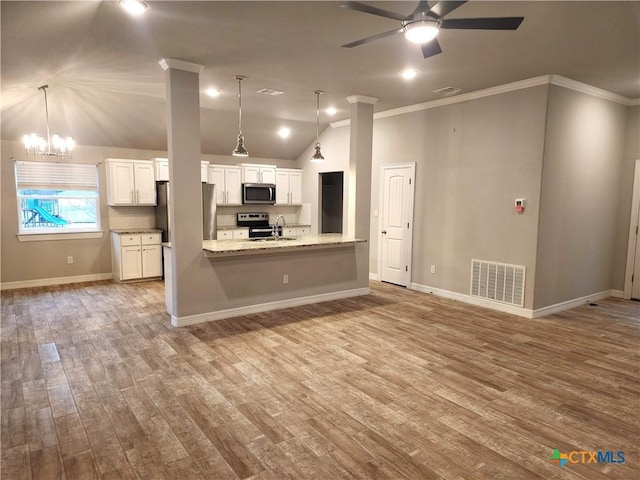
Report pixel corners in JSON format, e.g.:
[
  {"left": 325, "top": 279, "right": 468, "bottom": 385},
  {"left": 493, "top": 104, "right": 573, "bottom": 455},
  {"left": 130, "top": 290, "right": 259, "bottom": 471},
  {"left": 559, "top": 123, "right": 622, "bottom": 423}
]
[{"left": 15, "top": 161, "right": 100, "bottom": 235}]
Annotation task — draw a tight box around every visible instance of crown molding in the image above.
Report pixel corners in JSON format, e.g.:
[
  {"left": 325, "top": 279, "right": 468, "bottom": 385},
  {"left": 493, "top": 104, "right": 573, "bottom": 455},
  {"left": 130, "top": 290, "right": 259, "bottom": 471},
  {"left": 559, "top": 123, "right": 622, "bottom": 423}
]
[
  {"left": 159, "top": 58, "right": 204, "bottom": 74},
  {"left": 629, "top": 98, "right": 640, "bottom": 106},
  {"left": 346, "top": 95, "right": 379, "bottom": 105},
  {"left": 331, "top": 74, "right": 635, "bottom": 128},
  {"left": 548, "top": 75, "right": 632, "bottom": 105}
]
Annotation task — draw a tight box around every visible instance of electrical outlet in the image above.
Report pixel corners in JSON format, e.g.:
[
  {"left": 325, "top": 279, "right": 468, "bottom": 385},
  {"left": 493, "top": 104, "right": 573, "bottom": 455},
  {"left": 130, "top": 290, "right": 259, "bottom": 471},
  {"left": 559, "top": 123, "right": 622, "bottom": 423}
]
[
  {"left": 283, "top": 274, "right": 289, "bottom": 284},
  {"left": 430, "top": 265, "right": 436, "bottom": 274},
  {"left": 67, "top": 256, "right": 74, "bottom": 264}
]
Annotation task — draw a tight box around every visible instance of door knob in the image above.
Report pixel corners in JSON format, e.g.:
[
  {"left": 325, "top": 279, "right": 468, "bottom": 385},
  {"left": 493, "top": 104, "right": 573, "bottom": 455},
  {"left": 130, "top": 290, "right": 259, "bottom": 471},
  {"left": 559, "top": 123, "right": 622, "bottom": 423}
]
[{"left": 381, "top": 230, "right": 387, "bottom": 234}]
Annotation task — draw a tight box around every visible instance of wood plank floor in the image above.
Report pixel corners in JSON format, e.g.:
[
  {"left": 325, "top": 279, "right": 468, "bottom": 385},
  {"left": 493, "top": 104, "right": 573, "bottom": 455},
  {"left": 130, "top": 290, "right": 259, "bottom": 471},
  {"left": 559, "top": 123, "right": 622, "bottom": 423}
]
[{"left": 1, "top": 280, "right": 638, "bottom": 480}]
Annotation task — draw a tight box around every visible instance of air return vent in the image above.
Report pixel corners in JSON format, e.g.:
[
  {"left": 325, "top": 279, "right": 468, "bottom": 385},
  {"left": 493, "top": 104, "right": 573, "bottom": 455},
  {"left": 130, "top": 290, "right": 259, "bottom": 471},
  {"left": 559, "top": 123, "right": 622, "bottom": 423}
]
[
  {"left": 257, "top": 88, "right": 284, "bottom": 96},
  {"left": 433, "top": 86, "right": 461, "bottom": 97},
  {"left": 470, "top": 259, "right": 525, "bottom": 307}
]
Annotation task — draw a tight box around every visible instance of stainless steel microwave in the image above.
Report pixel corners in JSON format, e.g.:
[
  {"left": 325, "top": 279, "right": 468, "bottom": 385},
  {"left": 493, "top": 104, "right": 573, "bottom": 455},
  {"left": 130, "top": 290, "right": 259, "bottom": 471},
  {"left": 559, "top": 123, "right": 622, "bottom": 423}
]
[{"left": 242, "top": 183, "right": 276, "bottom": 204}]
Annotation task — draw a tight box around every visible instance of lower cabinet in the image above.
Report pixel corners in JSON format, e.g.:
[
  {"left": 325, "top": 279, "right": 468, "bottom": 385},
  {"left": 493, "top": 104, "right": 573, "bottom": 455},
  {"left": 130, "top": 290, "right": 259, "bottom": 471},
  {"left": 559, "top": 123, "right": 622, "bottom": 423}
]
[
  {"left": 112, "top": 232, "right": 162, "bottom": 282},
  {"left": 283, "top": 226, "right": 309, "bottom": 237},
  {"left": 217, "top": 229, "right": 249, "bottom": 240}
]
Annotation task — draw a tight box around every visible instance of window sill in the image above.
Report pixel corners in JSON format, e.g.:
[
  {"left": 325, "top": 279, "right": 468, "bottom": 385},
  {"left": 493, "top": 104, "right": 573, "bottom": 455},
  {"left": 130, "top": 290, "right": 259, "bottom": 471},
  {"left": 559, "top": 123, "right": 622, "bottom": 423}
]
[{"left": 17, "top": 231, "right": 104, "bottom": 242}]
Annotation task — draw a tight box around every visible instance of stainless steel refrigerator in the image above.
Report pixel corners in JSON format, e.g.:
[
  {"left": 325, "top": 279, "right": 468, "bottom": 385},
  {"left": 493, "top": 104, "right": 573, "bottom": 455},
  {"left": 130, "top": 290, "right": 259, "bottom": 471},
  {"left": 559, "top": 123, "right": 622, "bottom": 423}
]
[{"left": 156, "top": 181, "right": 217, "bottom": 242}]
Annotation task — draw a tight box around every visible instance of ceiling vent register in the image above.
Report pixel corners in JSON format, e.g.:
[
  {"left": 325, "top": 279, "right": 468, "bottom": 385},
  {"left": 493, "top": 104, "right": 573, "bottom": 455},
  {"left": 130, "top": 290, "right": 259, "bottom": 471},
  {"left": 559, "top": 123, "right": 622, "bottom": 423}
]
[{"left": 470, "top": 259, "right": 525, "bottom": 307}]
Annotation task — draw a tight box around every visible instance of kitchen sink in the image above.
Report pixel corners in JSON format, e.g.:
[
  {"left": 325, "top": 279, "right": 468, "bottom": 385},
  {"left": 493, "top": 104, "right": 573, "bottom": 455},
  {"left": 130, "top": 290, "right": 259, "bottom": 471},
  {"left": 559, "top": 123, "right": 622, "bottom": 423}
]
[{"left": 249, "top": 237, "right": 296, "bottom": 242}]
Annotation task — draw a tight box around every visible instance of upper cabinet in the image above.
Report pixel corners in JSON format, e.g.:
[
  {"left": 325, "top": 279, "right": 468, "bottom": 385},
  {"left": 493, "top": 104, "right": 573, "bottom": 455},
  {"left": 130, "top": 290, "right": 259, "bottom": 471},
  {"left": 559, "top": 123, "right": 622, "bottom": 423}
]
[
  {"left": 239, "top": 164, "right": 276, "bottom": 184},
  {"left": 154, "top": 158, "right": 169, "bottom": 181},
  {"left": 154, "top": 158, "right": 209, "bottom": 183},
  {"left": 106, "top": 159, "right": 156, "bottom": 206},
  {"left": 207, "top": 165, "right": 242, "bottom": 205},
  {"left": 275, "top": 168, "right": 302, "bottom": 205}
]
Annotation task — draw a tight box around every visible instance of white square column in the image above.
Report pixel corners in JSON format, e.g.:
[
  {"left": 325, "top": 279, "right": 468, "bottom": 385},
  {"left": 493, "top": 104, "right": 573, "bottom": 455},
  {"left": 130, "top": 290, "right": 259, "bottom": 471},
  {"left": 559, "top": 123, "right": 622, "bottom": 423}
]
[{"left": 159, "top": 58, "right": 204, "bottom": 318}]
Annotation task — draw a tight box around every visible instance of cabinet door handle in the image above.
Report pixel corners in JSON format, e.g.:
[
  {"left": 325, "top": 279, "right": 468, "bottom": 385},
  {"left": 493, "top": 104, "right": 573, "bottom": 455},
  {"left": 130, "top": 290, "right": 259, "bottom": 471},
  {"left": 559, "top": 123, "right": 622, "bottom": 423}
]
[{"left": 131, "top": 190, "right": 134, "bottom": 203}]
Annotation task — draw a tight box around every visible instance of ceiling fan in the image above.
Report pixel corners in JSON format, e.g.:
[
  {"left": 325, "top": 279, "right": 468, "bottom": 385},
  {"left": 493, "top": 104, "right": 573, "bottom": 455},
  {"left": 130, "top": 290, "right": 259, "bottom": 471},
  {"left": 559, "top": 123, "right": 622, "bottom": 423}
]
[{"left": 340, "top": 1, "right": 524, "bottom": 58}]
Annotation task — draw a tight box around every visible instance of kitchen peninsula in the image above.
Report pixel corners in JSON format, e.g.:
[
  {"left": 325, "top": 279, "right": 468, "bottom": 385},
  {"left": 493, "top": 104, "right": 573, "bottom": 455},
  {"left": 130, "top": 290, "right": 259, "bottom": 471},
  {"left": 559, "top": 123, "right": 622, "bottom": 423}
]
[{"left": 163, "top": 234, "right": 369, "bottom": 327}]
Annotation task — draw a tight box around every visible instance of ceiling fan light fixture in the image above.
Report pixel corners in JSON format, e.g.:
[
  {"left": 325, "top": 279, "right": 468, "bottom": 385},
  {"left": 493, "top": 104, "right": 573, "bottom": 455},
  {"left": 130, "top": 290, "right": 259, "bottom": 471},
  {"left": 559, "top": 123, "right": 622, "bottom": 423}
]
[
  {"left": 119, "top": 0, "right": 148, "bottom": 16},
  {"left": 403, "top": 20, "right": 440, "bottom": 44}
]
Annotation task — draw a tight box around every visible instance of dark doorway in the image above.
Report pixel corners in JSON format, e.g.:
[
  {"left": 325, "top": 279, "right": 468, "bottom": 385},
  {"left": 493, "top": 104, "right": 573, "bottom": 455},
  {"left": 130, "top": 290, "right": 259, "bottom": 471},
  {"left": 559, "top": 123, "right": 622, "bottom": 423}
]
[{"left": 320, "top": 172, "right": 344, "bottom": 233}]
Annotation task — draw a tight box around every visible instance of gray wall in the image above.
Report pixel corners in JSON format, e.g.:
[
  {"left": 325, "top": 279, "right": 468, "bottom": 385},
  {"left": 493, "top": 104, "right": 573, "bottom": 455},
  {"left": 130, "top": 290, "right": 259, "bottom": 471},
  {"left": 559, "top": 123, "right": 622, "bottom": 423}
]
[
  {"left": 0, "top": 139, "right": 298, "bottom": 284},
  {"left": 301, "top": 85, "right": 549, "bottom": 310},
  {"left": 612, "top": 105, "right": 640, "bottom": 290},
  {"left": 534, "top": 86, "right": 628, "bottom": 308},
  {"left": 0, "top": 140, "right": 166, "bottom": 284}
]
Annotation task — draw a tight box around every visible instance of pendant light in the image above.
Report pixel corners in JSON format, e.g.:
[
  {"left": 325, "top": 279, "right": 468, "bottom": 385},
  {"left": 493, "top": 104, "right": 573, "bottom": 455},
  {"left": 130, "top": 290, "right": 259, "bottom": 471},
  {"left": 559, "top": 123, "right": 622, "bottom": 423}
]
[
  {"left": 311, "top": 90, "right": 325, "bottom": 163},
  {"left": 232, "top": 75, "right": 249, "bottom": 157},
  {"left": 22, "top": 85, "right": 74, "bottom": 157}
]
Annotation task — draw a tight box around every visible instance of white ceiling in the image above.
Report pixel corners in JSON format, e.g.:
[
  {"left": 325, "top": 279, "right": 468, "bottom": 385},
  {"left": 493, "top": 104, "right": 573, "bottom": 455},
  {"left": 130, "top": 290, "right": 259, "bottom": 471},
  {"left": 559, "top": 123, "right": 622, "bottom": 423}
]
[{"left": 2, "top": 1, "right": 638, "bottom": 160}]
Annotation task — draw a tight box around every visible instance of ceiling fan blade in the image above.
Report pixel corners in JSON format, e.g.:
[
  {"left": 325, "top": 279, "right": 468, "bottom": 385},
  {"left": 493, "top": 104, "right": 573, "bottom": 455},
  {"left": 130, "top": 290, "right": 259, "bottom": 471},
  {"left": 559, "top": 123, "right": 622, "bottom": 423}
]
[
  {"left": 342, "top": 28, "right": 404, "bottom": 48},
  {"left": 441, "top": 17, "right": 524, "bottom": 30},
  {"left": 421, "top": 38, "right": 443, "bottom": 58},
  {"left": 428, "top": 1, "right": 467, "bottom": 19},
  {"left": 339, "top": 1, "right": 408, "bottom": 22}
]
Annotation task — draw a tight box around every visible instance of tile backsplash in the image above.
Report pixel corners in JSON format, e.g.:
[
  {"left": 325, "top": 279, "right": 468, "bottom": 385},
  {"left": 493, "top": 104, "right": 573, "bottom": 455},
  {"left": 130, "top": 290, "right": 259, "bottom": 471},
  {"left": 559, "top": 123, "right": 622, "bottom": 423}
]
[{"left": 108, "top": 206, "right": 156, "bottom": 230}]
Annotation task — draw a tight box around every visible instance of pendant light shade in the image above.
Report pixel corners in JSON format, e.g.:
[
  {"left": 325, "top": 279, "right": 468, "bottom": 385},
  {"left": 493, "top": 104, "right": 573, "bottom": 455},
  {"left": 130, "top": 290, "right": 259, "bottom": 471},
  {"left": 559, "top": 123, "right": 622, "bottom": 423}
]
[
  {"left": 311, "top": 90, "right": 325, "bottom": 163},
  {"left": 232, "top": 75, "right": 249, "bottom": 157}
]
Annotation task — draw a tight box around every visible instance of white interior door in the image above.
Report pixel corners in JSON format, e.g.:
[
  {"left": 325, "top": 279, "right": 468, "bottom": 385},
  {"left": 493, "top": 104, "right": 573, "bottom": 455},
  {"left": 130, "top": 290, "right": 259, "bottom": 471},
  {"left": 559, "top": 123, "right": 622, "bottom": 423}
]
[
  {"left": 625, "top": 160, "right": 640, "bottom": 300},
  {"left": 632, "top": 199, "right": 640, "bottom": 300},
  {"left": 379, "top": 163, "right": 415, "bottom": 287}
]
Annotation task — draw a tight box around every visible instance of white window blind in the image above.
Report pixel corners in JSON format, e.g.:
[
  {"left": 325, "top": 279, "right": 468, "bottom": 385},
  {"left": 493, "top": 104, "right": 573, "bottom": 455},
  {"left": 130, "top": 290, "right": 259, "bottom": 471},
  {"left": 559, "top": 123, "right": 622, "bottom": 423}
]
[{"left": 15, "top": 161, "right": 98, "bottom": 191}]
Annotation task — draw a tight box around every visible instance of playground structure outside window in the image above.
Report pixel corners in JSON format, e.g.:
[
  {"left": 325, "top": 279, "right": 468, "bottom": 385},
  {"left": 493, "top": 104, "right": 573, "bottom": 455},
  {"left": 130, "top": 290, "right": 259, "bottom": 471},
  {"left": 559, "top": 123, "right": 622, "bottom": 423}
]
[{"left": 14, "top": 160, "right": 101, "bottom": 236}]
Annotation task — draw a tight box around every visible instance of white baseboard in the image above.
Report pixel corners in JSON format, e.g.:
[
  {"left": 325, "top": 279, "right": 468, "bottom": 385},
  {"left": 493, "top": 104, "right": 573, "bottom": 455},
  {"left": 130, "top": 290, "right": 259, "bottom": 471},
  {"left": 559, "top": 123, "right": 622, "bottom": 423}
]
[
  {"left": 369, "top": 272, "right": 380, "bottom": 281},
  {"left": 410, "top": 282, "right": 534, "bottom": 318},
  {"left": 0, "top": 273, "right": 113, "bottom": 291},
  {"left": 410, "top": 283, "right": 624, "bottom": 319},
  {"left": 171, "top": 287, "right": 371, "bottom": 327},
  {"left": 531, "top": 290, "right": 614, "bottom": 318}
]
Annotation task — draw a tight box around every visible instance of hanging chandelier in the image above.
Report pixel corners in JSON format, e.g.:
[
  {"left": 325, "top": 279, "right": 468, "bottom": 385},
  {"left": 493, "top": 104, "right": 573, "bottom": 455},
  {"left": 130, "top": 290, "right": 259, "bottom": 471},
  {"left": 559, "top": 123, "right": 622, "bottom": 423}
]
[
  {"left": 311, "top": 90, "right": 325, "bottom": 163},
  {"left": 232, "top": 75, "right": 249, "bottom": 157},
  {"left": 22, "top": 85, "right": 74, "bottom": 157}
]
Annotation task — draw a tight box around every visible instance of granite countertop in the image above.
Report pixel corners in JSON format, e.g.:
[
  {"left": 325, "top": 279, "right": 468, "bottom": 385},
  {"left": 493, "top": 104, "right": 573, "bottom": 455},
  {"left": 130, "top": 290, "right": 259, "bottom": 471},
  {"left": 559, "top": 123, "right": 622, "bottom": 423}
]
[
  {"left": 202, "top": 234, "right": 365, "bottom": 257},
  {"left": 217, "top": 224, "right": 310, "bottom": 230},
  {"left": 111, "top": 228, "right": 162, "bottom": 234},
  {"left": 217, "top": 225, "right": 248, "bottom": 231}
]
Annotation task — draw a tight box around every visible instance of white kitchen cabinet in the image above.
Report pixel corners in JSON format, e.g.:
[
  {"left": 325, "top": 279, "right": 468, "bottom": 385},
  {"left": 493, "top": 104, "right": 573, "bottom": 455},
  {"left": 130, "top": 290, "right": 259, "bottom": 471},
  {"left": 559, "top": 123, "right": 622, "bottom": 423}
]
[
  {"left": 111, "top": 232, "right": 162, "bottom": 281},
  {"left": 208, "top": 165, "right": 242, "bottom": 205},
  {"left": 154, "top": 158, "right": 169, "bottom": 181},
  {"left": 283, "top": 226, "right": 310, "bottom": 237},
  {"left": 154, "top": 158, "right": 208, "bottom": 183},
  {"left": 106, "top": 159, "right": 156, "bottom": 206},
  {"left": 216, "top": 229, "right": 249, "bottom": 240},
  {"left": 239, "top": 164, "right": 276, "bottom": 184},
  {"left": 276, "top": 168, "right": 303, "bottom": 205},
  {"left": 201, "top": 161, "right": 209, "bottom": 182}
]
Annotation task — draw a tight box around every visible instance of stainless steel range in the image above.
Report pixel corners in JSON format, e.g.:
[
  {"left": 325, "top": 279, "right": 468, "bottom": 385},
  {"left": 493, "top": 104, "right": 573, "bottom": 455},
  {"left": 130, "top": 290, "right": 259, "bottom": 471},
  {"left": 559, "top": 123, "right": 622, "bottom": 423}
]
[{"left": 237, "top": 213, "right": 281, "bottom": 238}]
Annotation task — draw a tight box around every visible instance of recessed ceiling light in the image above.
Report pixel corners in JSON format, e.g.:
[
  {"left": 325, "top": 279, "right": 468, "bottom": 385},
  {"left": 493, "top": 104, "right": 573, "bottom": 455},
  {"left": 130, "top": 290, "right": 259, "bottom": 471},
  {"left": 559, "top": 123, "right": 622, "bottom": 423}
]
[
  {"left": 325, "top": 107, "right": 337, "bottom": 116},
  {"left": 278, "top": 127, "right": 291, "bottom": 139},
  {"left": 205, "top": 87, "right": 220, "bottom": 97},
  {"left": 401, "top": 69, "right": 418, "bottom": 80},
  {"left": 119, "top": 0, "right": 148, "bottom": 16}
]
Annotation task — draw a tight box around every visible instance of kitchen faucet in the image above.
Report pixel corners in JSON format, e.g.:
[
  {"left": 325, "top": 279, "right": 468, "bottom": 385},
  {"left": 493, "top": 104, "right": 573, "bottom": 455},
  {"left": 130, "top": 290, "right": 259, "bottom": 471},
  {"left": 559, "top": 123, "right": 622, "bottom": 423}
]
[{"left": 274, "top": 215, "right": 286, "bottom": 240}]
